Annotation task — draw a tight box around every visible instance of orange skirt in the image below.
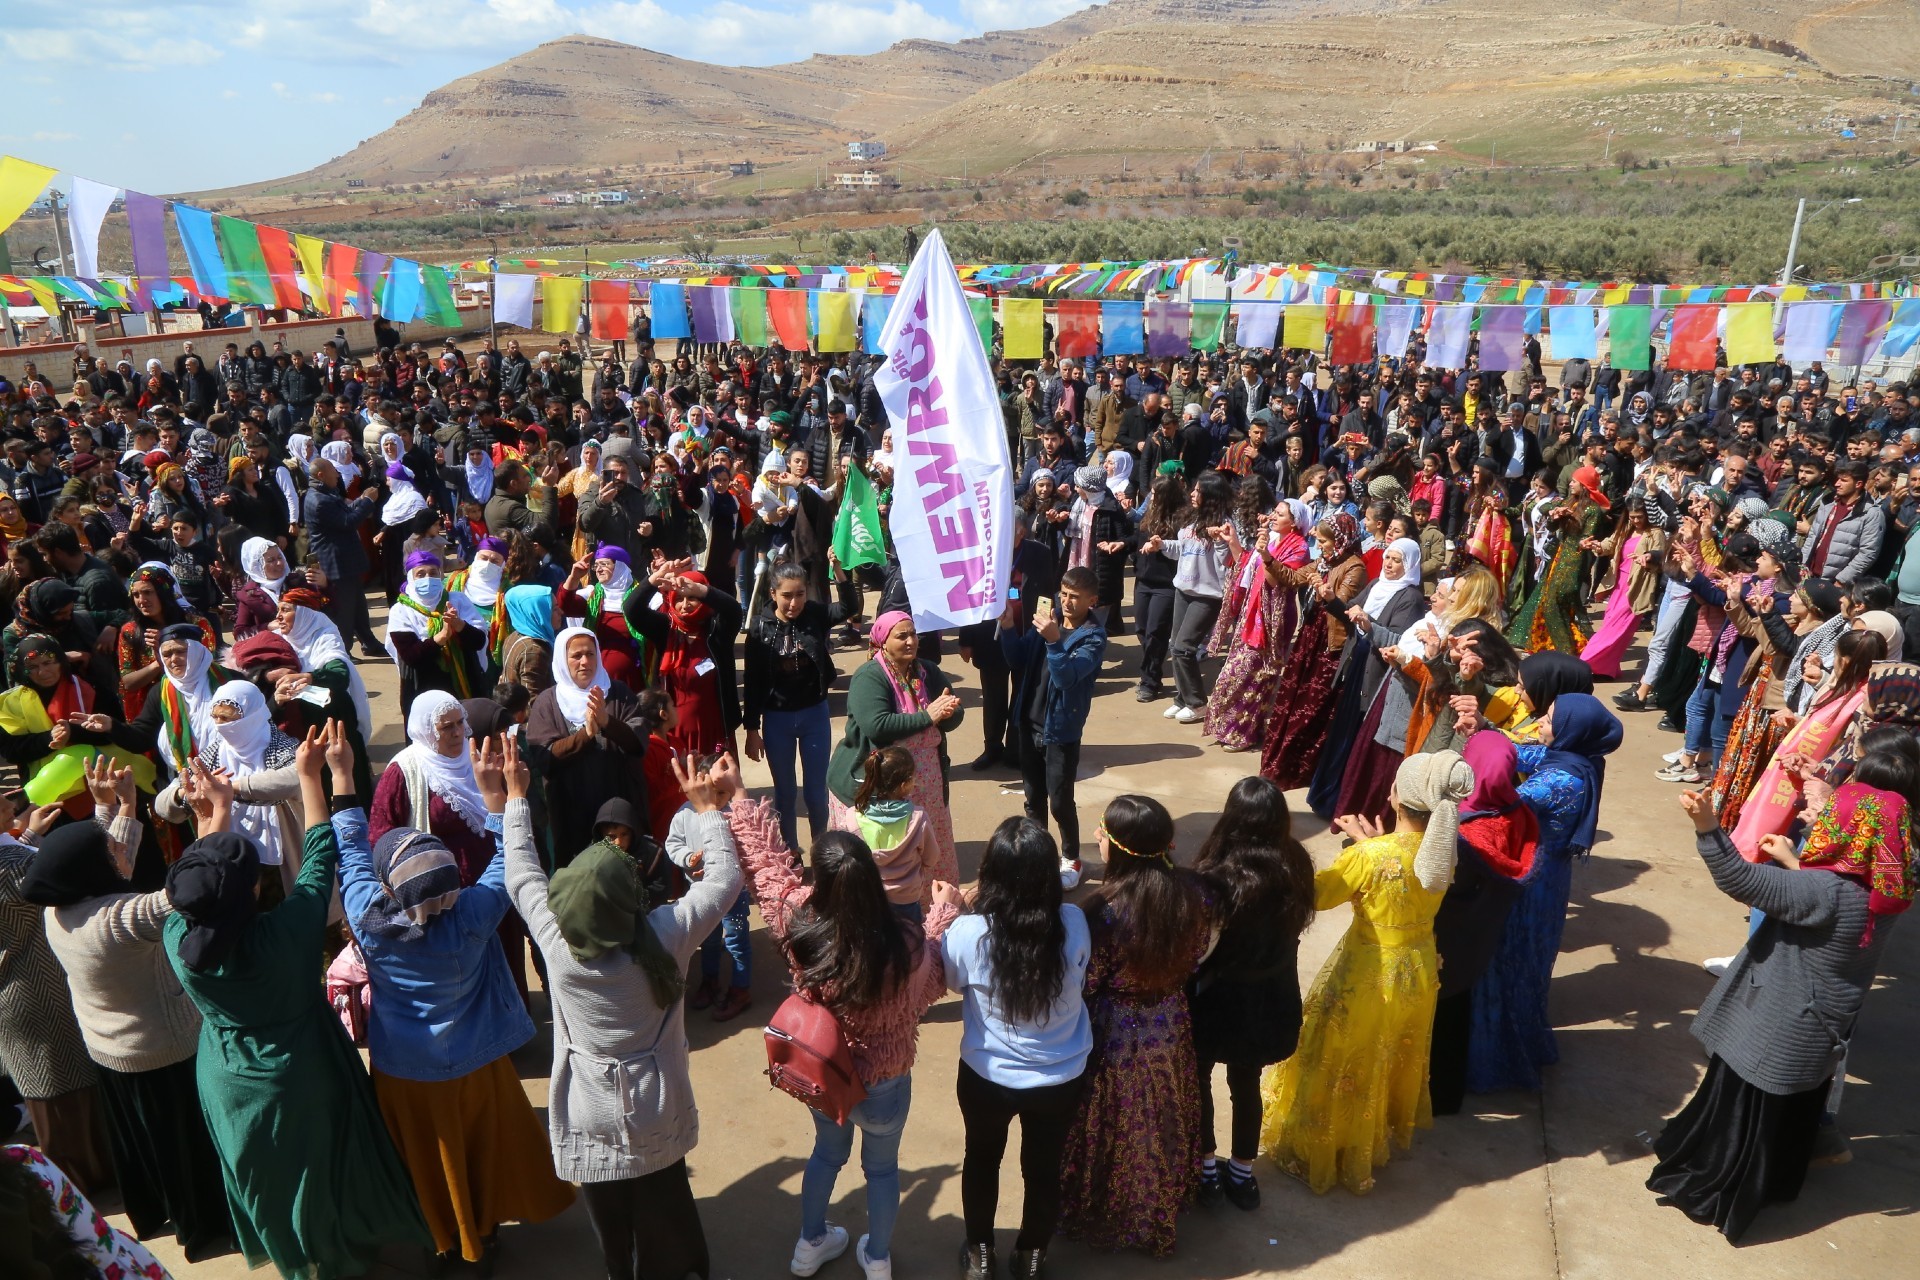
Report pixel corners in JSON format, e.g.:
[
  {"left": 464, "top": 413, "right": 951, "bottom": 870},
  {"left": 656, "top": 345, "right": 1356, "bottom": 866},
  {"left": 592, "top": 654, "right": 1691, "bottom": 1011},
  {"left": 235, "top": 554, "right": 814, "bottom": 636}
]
[{"left": 372, "top": 1055, "right": 575, "bottom": 1260}]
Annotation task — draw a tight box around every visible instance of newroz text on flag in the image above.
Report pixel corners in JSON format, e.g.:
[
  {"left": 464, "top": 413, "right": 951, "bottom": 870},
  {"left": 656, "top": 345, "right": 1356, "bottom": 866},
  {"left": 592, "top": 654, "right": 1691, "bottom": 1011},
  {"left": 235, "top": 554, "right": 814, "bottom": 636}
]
[{"left": 873, "top": 229, "right": 1014, "bottom": 630}]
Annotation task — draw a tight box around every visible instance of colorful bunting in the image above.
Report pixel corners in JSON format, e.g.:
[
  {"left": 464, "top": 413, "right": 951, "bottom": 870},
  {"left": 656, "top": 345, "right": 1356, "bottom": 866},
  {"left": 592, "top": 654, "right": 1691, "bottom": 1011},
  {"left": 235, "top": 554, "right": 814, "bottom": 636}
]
[
  {"left": 1002, "top": 298, "right": 1044, "bottom": 359},
  {"left": 1054, "top": 299, "right": 1100, "bottom": 359},
  {"left": 1609, "top": 305, "right": 1654, "bottom": 371},
  {"left": 0, "top": 157, "right": 55, "bottom": 235},
  {"left": 1327, "top": 299, "right": 1374, "bottom": 365},
  {"left": 592, "top": 280, "right": 630, "bottom": 341},
  {"left": 173, "top": 205, "right": 229, "bottom": 299},
  {"left": 767, "top": 288, "right": 809, "bottom": 350},
  {"left": 815, "top": 290, "right": 857, "bottom": 353},
  {"left": 1722, "top": 302, "right": 1775, "bottom": 366},
  {"left": 541, "top": 275, "right": 584, "bottom": 334}
]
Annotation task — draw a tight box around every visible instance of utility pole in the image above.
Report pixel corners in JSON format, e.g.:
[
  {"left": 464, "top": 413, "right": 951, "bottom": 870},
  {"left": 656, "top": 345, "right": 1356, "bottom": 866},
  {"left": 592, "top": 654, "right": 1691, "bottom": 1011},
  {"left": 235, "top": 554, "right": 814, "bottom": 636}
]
[
  {"left": 47, "top": 190, "right": 72, "bottom": 338},
  {"left": 1780, "top": 196, "right": 1807, "bottom": 287}
]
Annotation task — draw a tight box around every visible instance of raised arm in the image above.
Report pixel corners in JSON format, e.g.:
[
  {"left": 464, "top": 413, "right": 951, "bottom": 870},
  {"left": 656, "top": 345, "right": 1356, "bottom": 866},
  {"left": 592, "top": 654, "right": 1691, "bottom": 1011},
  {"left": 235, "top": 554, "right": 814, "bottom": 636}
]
[{"left": 1681, "top": 791, "right": 1841, "bottom": 927}]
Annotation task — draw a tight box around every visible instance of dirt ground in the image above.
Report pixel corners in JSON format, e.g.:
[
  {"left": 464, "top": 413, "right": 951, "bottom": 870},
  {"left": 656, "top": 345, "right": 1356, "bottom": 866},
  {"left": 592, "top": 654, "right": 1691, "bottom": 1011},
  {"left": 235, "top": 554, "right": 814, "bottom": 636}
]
[{"left": 126, "top": 590, "right": 1918, "bottom": 1280}]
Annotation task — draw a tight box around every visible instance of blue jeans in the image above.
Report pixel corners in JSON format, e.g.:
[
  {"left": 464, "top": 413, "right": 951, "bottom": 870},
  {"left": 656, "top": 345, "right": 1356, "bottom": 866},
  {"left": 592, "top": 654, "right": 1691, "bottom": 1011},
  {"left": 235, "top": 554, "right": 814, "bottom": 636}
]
[
  {"left": 1683, "top": 675, "right": 1728, "bottom": 764},
  {"left": 762, "top": 700, "right": 832, "bottom": 851},
  {"left": 700, "top": 890, "right": 751, "bottom": 989},
  {"left": 802, "top": 1073, "right": 912, "bottom": 1261}
]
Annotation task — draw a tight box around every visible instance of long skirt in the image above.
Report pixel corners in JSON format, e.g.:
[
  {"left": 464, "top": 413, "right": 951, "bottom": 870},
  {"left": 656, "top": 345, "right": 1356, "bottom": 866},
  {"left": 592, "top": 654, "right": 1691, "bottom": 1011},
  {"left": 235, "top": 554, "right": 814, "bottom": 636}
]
[
  {"left": 99, "top": 1057, "right": 234, "bottom": 1261},
  {"left": 1203, "top": 581, "right": 1292, "bottom": 753},
  {"left": 1259, "top": 614, "right": 1342, "bottom": 791},
  {"left": 1647, "top": 1056, "right": 1828, "bottom": 1243},
  {"left": 1307, "top": 640, "right": 1373, "bottom": 820},
  {"left": 1331, "top": 687, "right": 1402, "bottom": 825},
  {"left": 22, "top": 1086, "right": 113, "bottom": 1201},
  {"left": 1710, "top": 675, "right": 1789, "bottom": 833},
  {"left": 1466, "top": 850, "right": 1575, "bottom": 1094},
  {"left": 373, "top": 1057, "right": 577, "bottom": 1261},
  {"left": 1580, "top": 565, "right": 1641, "bottom": 678}
]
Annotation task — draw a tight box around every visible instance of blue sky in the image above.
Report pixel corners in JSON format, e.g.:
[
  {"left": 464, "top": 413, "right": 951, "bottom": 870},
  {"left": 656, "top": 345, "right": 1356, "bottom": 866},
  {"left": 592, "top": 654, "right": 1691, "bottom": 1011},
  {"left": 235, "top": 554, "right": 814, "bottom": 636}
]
[{"left": 3, "top": 0, "right": 1097, "bottom": 194}]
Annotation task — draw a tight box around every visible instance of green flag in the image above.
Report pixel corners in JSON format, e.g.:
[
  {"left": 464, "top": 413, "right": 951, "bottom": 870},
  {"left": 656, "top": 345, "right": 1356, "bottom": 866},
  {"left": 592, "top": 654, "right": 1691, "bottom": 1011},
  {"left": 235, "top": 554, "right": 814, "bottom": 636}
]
[
  {"left": 967, "top": 295, "right": 994, "bottom": 357},
  {"left": 832, "top": 463, "right": 887, "bottom": 570},
  {"left": 1191, "top": 301, "right": 1228, "bottom": 351},
  {"left": 731, "top": 287, "right": 769, "bottom": 347},
  {"left": 419, "top": 266, "right": 461, "bottom": 326},
  {"left": 214, "top": 215, "right": 275, "bottom": 307},
  {"left": 1609, "top": 305, "right": 1653, "bottom": 372}
]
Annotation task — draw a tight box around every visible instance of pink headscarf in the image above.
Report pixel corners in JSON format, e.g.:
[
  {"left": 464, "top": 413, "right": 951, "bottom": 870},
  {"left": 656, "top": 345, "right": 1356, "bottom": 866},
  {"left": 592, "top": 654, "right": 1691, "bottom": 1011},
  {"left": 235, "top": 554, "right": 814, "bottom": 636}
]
[{"left": 869, "top": 610, "right": 913, "bottom": 651}]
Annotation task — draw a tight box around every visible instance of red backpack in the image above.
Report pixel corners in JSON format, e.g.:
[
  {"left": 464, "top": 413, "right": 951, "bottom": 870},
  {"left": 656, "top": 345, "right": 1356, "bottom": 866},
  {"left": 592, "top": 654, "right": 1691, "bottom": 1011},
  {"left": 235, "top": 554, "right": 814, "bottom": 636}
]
[{"left": 764, "top": 988, "right": 867, "bottom": 1124}]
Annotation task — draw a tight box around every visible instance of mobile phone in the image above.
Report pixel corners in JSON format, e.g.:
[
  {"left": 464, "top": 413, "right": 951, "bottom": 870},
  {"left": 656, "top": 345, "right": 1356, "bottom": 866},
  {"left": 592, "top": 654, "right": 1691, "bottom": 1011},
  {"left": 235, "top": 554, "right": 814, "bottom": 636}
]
[
  {"left": 1034, "top": 596, "right": 1055, "bottom": 620},
  {"left": 1008, "top": 586, "right": 1021, "bottom": 601}
]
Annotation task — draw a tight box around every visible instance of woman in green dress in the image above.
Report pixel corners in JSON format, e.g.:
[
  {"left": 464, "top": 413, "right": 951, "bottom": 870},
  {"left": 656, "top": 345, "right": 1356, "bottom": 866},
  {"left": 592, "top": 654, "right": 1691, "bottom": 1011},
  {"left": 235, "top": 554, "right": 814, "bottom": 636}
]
[
  {"left": 163, "top": 722, "right": 430, "bottom": 1279},
  {"left": 1506, "top": 467, "right": 1608, "bottom": 656}
]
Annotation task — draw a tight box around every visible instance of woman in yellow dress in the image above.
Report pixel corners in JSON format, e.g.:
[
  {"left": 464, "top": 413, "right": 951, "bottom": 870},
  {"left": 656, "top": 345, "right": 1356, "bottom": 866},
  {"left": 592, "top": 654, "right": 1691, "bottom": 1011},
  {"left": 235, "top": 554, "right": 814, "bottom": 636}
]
[{"left": 1259, "top": 749, "right": 1474, "bottom": 1194}]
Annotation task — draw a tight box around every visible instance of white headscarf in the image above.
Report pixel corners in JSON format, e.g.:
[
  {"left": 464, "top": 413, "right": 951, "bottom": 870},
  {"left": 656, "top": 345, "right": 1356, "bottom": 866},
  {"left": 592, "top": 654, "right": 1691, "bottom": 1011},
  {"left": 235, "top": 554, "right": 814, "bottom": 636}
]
[
  {"left": 1395, "top": 749, "right": 1476, "bottom": 892},
  {"left": 157, "top": 637, "right": 219, "bottom": 770},
  {"left": 1104, "top": 449, "right": 1134, "bottom": 498},
  {"left": 462, "top": 555, "right": 505, "bottom": 609},
  {"left": 379, "top": 431, "right": 405, "bottom": 466},
  {"left": 384, "top": 574, "right": 491, "bottom": 671},
  {"left": 239, "top": 537, "right": 287, "bottom": 601},
  {"left": 592, "top": 552, "right": 635, "bottom": 615},
  {"left": 1362, "top": 536, "right": 1424, "bottom": 617},
  {"left": 381, "top": 465, "right": 430, "bottom": 526},
  {"left": 207, "top": 681, "right": 293, "bottom": 867},
  {"left": 282, "top": 603, "right": 373, "bottom": 732},
  {"left": 550, "top": 625, "right": 610, "bottom": 730},
  {"left": 464, "top": 449, "right": 495, "bottom": 504},
  {"left": 390, "top": 690, "right": 488, "bottom": 835},
  {"left": 286, "top": 434, "right": 315, "bottom": 472},
  {"left": 321, "top": 440, "right": 359, "bottom": 487}
]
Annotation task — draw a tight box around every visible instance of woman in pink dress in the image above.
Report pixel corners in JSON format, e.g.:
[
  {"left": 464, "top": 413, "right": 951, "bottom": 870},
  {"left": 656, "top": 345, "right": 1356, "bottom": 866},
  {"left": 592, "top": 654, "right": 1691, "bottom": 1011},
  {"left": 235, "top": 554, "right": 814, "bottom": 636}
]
[{"left": 1579, "top": 498, "right": 1665, "bottom": 679}]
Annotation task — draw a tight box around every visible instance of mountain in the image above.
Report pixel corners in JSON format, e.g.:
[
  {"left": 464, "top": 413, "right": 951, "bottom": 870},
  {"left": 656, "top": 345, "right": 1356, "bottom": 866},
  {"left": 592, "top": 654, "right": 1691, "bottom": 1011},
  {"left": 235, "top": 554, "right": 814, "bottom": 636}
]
[{"left": 264, "top": 0, "right": 1917, "bottom": 191}]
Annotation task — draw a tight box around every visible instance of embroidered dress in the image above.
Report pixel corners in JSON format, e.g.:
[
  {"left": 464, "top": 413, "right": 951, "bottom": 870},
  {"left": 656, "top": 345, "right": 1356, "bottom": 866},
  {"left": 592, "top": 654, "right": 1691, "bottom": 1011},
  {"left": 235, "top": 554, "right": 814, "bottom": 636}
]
[
  {"left": 1259, "top": 829, "right": 1445, "bottom": 1195},
  {"left": 1507, "top": 503, "right": 1602, "bottom": 655},
  {"left": 1056, "top": 903, "right": 1209, "bottom": 1256},
  {"left": 1579, "top": 529, "right": 1647, "bottom": 678},
  {"left": 1205, "top": 532, "right": 1308, "bottom": 752},
  {"left": 1709, "top": 669, "right": 1790, "bottom": 833}
]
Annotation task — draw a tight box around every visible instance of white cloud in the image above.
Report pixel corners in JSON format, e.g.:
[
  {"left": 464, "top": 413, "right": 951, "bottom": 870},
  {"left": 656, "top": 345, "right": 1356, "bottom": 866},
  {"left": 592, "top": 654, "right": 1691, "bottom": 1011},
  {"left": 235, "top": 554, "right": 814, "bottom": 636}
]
[
  {"left": 0, "top": 28, "right": 224, "bottom": 71},
  {"left": 960, "top": 0, "right": 1095, "bottom": 30},
  {"left": 271, "top": 81, "right": 293, "bottom": 98},
  {"left": 32, "top": 130, "right": 76, "bottom": 142}
]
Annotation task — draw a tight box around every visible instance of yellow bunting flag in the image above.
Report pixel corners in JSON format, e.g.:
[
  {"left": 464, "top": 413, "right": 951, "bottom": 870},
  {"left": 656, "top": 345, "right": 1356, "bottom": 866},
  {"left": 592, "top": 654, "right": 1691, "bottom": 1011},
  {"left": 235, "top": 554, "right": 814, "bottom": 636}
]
[
  {"left": 293, "top": 234, "right": 331, "bottom": 312},
  {"left": 1723, "top": 302, "right": 1775, "bottom": 366},
  {"left": 22, "top": 278, "right": 60, "bottom": 315},
  {"left": 542, "top": 275, "right": 584, "bottom": 334},
  {"left": 816, "top": 290, "right": 857, "bottom": 352},
  {"left": 0, "top": 157, "right": 55, "bottom": 235},
  {"left": 1283, "top": 303, "right": 1327, "bottom": 351},
  {"left": 1002, "top": 298, "right": 1044, "bottom": 359}
]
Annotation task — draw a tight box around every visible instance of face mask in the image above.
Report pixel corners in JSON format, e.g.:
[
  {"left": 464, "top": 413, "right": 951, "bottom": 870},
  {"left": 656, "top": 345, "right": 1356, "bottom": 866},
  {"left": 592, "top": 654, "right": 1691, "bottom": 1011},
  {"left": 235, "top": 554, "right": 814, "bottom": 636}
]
[
  {"left": 469, "top": 559, "right": 505, "bottom": 593},
  {"left": 409, "top": 574, "right": 445, "bottom": 607}
]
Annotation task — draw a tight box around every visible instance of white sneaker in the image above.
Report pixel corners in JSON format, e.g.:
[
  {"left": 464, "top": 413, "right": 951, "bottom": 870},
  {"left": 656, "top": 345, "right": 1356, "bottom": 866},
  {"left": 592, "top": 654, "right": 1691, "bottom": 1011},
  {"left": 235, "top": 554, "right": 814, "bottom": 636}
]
[
  {"left": 1703, "top": 956, "right": 1734, "bottom": 977},
  {"left": 1173, "top": 705, "right": 1201, "bottom": 724},
  {"left": 791, "top": 1224, "right": 849, "bottom": 1276},
  {"left": 1162, "top": 702, "right": 1183, "bottom": 719},
  {"left": 856, "top": 1234, "right": 892, "bottom": 1280},
  {"left": 1663, "top": 749, "right": 1684, "bottom": 765},
  {"left": 1059, "top": 858, "right": 1082, "bottom": 890}
]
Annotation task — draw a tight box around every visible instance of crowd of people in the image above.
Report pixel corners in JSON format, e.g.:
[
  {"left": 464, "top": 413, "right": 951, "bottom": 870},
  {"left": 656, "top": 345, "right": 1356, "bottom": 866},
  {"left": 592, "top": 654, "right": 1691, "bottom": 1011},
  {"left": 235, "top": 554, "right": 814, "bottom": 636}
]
[{"left": 0, "top": 310, "right": 1912, "bottom": 1278}]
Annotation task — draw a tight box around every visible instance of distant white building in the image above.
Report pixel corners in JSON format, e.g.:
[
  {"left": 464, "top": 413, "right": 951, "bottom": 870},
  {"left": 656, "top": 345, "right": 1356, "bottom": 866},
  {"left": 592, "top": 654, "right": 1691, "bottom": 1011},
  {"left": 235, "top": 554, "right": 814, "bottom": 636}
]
[
  {"left": 833, "top": 170, "right": 891, "bottom": 189},
  {"left": 848, "top": 141, "right": 886, "bottom": 162},
  {"left": 584, "top": 190, "right": 629, "bottom": 205}
]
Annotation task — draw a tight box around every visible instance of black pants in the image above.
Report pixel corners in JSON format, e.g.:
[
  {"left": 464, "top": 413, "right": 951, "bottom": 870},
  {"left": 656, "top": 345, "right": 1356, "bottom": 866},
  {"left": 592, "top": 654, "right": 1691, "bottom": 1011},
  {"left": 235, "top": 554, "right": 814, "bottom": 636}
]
[
  {"left": 960, "top": 622, "right": 1013, "bottom": 760},
  {"left": 1196, "top": 1059, "right": 1263, "bottom": 1162},
  {"left": 1134, "top": 582, "right": 1176, "bottom": 693},
  {"left": 1428, "top": 990, "right": 1474, "bottom": 1117},
  {"left": 956, "top": 1061, "right": 1084, "bottom": 1252},
  {"left": 1170, "top": 590, "right": 1222, "bottom": 710},
  {"left": 329, "top": 576, "right": 380, "bottom": 650},
  {"left": 1020, "top": 735, "right": 1081, "bottom": 859},
  {"left": 580, "top": 1160, "right": 709, "bottom": 1280}
]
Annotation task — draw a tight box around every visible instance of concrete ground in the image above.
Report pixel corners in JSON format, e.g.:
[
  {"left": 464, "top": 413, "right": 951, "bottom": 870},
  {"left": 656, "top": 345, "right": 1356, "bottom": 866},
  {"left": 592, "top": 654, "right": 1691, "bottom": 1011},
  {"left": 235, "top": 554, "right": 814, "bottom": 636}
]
[{"left": 128, "top": 593, "right": 1919, "bottom": 1279}]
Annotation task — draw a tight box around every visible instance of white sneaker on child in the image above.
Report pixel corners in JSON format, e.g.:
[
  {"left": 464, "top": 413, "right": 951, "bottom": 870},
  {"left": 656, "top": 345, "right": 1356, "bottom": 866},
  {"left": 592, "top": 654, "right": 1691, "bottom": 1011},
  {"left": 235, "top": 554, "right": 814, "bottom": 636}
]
[
  {"left": 856, "top": 1234, "right": 892, "bottom": 1280},
  {"left": 791, "top": 1224, "right": 849, "bottom": 1276},
  {"left": 1059, "top": 858, "right": 1082, "bottom": 890}
]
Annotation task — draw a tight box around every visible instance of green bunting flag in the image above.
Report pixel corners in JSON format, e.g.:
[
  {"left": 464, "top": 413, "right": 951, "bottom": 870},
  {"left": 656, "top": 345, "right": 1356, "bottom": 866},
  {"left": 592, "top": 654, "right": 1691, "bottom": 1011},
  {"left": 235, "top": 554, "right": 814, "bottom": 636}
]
[
  {"left": 419, "top": 265, "right": 461, "bottom": 326},
  {"left": 967, "top": 295, "right": 994, "bottom": 357},
  {"left": 1609, "top": 305, "right": 1653, "bottom": 372},
  {"left": 832, "top": 463, "right": 887, "bottom": 570},
  {"left": 1191, "top": 301, "right": 1228, "bottom": 351},
  {"left": 214, "top": 214, "right": 276, "bottom": 307}
]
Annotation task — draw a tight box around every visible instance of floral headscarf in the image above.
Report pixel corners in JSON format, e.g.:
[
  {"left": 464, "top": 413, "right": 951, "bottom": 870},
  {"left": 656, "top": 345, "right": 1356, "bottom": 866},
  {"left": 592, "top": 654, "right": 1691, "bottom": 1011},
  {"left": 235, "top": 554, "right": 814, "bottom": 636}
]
[
  {"left": 1798, "top": 783, "right": 1913, "bottom": 944},
  {"left": 1315, "top": 512, "right": 1361, "bottom": 569}
]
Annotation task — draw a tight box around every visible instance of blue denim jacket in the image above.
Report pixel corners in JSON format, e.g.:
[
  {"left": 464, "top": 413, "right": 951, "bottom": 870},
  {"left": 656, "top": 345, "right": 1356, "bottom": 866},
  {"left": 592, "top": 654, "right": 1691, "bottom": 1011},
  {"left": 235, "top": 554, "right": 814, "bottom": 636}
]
[
  {"left": 336, "top": 807, "right": 534, "bottom": 1082},
  {"left": 1002, "top": 618, "right": 1108, "bottom": 746}
]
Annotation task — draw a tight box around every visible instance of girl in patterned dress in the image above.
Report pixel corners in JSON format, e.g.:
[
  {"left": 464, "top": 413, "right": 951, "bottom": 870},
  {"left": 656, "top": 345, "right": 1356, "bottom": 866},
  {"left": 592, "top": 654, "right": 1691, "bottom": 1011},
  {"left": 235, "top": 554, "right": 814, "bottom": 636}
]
[{"left": 1057, "top": 795, "right": 1214, "bottom": 1256}]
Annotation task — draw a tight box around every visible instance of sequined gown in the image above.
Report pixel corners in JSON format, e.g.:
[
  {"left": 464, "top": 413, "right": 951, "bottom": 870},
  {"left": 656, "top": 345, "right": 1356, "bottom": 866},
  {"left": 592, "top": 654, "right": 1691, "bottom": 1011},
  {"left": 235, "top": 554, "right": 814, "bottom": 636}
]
[{"left": 1259, "top": 830, "right": 1446, "bottom": 1195}]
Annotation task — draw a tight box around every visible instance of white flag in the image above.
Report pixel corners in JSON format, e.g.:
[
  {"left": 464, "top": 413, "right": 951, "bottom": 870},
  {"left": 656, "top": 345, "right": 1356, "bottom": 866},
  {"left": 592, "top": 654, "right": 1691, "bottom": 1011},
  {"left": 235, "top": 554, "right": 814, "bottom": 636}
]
[
  {"left": 1427, "top": 304, "right": 1473, "bottom": 369},
  {"left": 493, "top": 273, "right": 536, "bottom": 328},
  {"left": 67, "top": 177, "right": 120, "bottom": 278},
  {"left": 874, "top": 229, "right": 1013, "bottom": 631}
]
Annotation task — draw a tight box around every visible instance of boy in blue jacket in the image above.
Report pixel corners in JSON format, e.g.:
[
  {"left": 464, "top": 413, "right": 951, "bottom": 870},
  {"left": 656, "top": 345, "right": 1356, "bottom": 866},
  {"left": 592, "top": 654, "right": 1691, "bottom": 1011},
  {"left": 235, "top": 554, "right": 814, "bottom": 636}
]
[{"left": 1001, "top": 564, "right": 1108, "bottom": 888}]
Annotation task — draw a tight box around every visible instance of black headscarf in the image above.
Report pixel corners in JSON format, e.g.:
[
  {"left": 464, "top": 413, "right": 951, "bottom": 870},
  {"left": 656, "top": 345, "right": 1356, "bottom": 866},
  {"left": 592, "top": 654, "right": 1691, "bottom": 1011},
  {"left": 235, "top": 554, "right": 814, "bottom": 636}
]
[
  {"left": 8, "top": 634, "right": 65, "bottom": 696},
  {"left": 20, "top": 821, "right": 125, "bottom": 907},
  {"left": 165, "top": 831, "right": 262, "bottom": 971},
  {"left": 1518, "top": 651, "right": 1594, "bottom": 718},
  {"left": 593, "top": 797, "right": 640, "bottom": 836},
  {"left": 20, "top": 578, "right": 79, "bottom": 629}
]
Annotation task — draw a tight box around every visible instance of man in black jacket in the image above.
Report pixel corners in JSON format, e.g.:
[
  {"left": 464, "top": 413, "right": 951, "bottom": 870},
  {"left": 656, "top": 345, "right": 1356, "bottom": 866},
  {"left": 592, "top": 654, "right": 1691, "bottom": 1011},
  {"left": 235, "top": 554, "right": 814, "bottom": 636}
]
[
  {"left": 805, "top": 400, "right": 869, "bottom": 482},
  {"left": 278, "top": 351, "right": 324, "bottom": 428},
  {"left": 1483, "top": 400, "right": 1542, "bottom": 503}
]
